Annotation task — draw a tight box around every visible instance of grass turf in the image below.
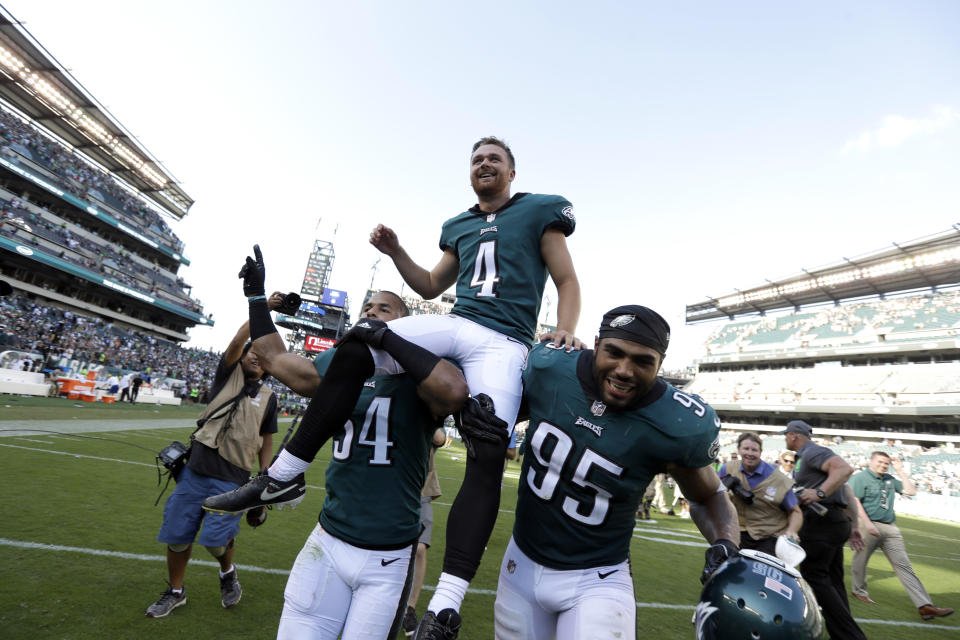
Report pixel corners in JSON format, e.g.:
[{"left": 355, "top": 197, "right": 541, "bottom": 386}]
[
  {"left": 0, "top": 401, "right": 957, "bottom": 638},
  {"left": 0, "top": 394, "right": 205, "bottom": 421}
]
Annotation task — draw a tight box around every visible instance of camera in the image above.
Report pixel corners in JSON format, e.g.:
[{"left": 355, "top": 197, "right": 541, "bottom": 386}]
[
  {"left": 157, "top": 440, "right": 190, "bottom": 481},
  {"left": 277, "top": 292, "right": 302, "bottom": 315},
  {"left": 721, "top": 474, "right": 754, "bottom": 505},
  {"left": 793, "top": 485, "right": 828, "bottom": 516}
]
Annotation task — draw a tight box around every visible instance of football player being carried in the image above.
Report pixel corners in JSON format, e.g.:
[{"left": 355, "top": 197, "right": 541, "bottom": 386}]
[
  {"left": 211, "top": 267, "right": 468, "bottom": 637},
  {"left": 205, "top": 136, "right": 581, "bottom": 638},
  {"left": 494, "top": 306, "right": 741, "bottom": 640}
]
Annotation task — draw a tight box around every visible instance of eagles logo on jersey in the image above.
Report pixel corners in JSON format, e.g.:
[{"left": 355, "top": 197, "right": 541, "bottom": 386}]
[{"left": 696, "top": 550, "right": 827, "bottom": 639}]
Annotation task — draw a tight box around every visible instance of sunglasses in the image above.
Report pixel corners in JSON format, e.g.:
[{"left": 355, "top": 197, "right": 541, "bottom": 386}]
[{"left": 780, "top": 458, "right": 796, "bottom": 463}]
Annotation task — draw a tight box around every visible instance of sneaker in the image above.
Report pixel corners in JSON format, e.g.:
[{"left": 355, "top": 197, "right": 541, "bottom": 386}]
[
  {"left": 145, "top": 586, "right": 186, "bottom": 618},
  {"left": 413, "top": 608, "right": 461, "bottom": 640},
  {"left": 220, "top": 568, "right": 242, "bottom": 608},
  {"left": 401, "top": 605, "right": 418, "bottom": 637},
  {"left": 202, "top": 473, "right": 305, "bottom": 514}
]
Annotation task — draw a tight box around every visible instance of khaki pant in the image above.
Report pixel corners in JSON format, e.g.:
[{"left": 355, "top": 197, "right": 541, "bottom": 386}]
[{"left": 851, "top": 520, "right": 931, "bottom": 608}]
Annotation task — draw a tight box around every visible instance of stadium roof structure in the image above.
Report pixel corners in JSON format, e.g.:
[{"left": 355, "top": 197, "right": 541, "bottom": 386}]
[
  {"left": 0, "top": 7, "right": 193, "bottom": 219},
  {"left": 686, "top": 225, "right": 960, "bottom": 323}
]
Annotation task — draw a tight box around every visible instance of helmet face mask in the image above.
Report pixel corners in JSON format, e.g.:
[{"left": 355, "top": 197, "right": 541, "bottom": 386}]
[{"left": 695, "top": 549, "right": 827, "bottom": 640}]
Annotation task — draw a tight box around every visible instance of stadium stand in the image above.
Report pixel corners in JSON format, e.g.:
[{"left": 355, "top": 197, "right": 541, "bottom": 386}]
[
  {"left": 0, "top": 109, "right": 184, "bottom": 254},
  {"left": 0, "top": 107, "right": 211, "bottom": 340},
  {"left": 686, "top": 230, "right": 960, "bottom": 521},
  {"left": 0, "top": 293, "right": 302, "bottom": 412},
  {"left": 0, "top": 21, "right": 210, "bottom": 344},
  {"left": 702, "top": 291, "right": 960, "bottom": 357}
]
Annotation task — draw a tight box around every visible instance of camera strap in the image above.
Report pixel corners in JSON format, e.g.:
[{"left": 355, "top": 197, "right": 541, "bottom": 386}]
[
  {"left": 196, "top": 387, "right": 254, "bottom": 430},
  {"left": 153, "top": 388, "right": 252, "bottom": 506}
]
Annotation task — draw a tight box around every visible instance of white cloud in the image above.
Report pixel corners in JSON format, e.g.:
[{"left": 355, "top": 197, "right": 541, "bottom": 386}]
[{"left": 843, "top": 105, "right": 960, "bottom": 153}]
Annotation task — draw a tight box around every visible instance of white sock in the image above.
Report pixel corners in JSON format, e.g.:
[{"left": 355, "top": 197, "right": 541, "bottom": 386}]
[
  {"left": 269, "top": 449, "right": 310, "bottom": 481},
  {"left": 171, "top": 586, "right": 183, "bottom": 595},
  {"left": 427, "top": 573, "right": 469, "bottom": 614},
  {"left": 219, "top": 565, "right": 234, "bottom": 578}
]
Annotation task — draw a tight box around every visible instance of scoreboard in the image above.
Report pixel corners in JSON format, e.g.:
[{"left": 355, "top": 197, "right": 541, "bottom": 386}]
[{"left": 300, "top": 239, "right": 335, "bottom": 301}]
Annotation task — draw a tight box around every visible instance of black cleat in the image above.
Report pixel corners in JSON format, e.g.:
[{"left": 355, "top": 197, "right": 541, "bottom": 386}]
[
  {"left": 413, "top": 608, "right": 461, "bottom": 640},
  {"left": 202, "top": 472, "right": 305, "bottom": 514}
]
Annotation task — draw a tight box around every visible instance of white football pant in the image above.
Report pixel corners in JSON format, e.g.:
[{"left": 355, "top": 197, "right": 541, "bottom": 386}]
[
  {"left": 376, "top": 314, "right": 528, "bottom": 431},
  {"left": 278, "top": 524, "right": 413, "bottom": 639},
  {"left": 494, "top": 537, "right": 637, "bottom": 640}
]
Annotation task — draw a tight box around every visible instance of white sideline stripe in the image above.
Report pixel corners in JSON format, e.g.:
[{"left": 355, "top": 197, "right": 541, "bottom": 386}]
[
  {"left": 633, "top": 526, "right": 703, "bottom": 540},
  {"left": 910, "top": 553, "right": 960, "bottom": 563},
  {"left": 0, "top": 537, "right": 289, "bottom": 575},
  {"left": 1, "top": 538, "right": 956, "bottom": 631},
  {"left": 12, "top": 437, "right": 50, "bottom": 445},
  {"left": 633, "top": 534, "right": 708, "bottom": 548},
  {"left": 432, "top": 499, "right": 516, "bottom": 515},
  {"left": 0, "top": 442, "right": 154, "bottom": 467},
  {"left": 4, "top": 442, "right": 946, "bottom": 556},
  {"left": 855, "top": 618, "right": 960, "bottom": 630}
]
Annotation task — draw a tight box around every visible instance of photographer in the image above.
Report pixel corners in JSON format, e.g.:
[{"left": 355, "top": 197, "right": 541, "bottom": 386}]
[
  {"left": 719, "top": 432, "right": 802, "bottom": 556},
  {"left": 145, "top": 294, "right": 282, "bottom": 618},
  {"left": 783, "top": 420, "right": 867, "bottom": 640}
]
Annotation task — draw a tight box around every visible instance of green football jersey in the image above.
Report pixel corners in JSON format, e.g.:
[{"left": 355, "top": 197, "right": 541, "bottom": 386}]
[
  {"left": 313, "top": 348, "right": 436, "bottom": 548},
  {"left": 439, "top": 192, "right": 575, "bottom": 345},
  {"left": 514, "top": 343, "right": 722, "bottom": 570}
]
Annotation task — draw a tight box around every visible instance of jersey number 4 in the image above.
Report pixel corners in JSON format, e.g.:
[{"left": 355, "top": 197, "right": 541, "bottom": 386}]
[
  {"left": 526, "top": 422, "right": 624, "bottom": 526},
  {"left": 332, "top": 396, "right": 394, "bottom": 465},
  {"left": 469, "top": 240, "right": 500, "bottom": 298}
]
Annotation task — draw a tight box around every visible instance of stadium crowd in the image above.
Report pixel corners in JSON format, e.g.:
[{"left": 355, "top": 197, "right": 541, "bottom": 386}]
[
  {"left": 705, "top": 290, "right": 960, "bottom": 356},
  {"left": 0, "top": 192, "right": 203, "bottom": 314},
  {"left": 0, "top": 108, "right": 184, "bottom": 253},
  {"left": 1, "top": 294, "right": 212, "bottom": 393},
  {"left": 0, "top": 293, "right": 303, "bottom": 414}
]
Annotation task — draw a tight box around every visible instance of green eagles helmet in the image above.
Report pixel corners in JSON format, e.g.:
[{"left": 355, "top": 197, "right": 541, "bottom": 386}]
[{"left": 694, "top": 549, "right": 827, "bottom": 639}]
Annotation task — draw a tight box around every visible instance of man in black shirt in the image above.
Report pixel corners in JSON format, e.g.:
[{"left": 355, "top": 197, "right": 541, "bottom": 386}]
[
  {"left": 145, "top": 299, "right": 281, "bottom": 618},
  {"left": 783, "top": 420, "right": 866, "bottom": 640},
  {"left": 131, "top": 373, "right": 143, "bottom": 403}
]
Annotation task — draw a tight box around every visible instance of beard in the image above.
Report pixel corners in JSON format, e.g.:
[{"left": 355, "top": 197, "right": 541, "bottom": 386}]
[{"left": 471, "top": 172, "right": 508, "bottom": 198}]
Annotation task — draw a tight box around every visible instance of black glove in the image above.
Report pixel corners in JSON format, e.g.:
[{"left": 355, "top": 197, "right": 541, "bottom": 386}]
[
  {"left": 246, "top": 506, "right": 267, "bottom": 528},
  {"left": 701, "top": 538, "right": 739, "bottom": 584},
  {"left": 238, "top": 245, "right": 266, "bottom": 297},
  {"left": 337, "top": 318, "right": 390, "bottom": 349},
  {"left": 456, "top": 393, "right": 509, "bottom": 459}
]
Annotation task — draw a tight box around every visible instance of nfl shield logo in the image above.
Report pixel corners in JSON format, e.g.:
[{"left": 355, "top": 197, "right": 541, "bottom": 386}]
[
  {"left": 591, "top": 400, "right": 606, "bottom": 417},
  {"left": 486, "top": 213, "right": 497, "bottom": 223},
  {"left": 507, "top": 559, "right": 516, "bottom": 574}
]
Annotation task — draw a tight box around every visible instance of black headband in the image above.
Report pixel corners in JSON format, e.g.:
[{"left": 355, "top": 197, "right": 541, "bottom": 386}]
[{"left": 597, "top": 305, "right": 670, "bottom": 356}]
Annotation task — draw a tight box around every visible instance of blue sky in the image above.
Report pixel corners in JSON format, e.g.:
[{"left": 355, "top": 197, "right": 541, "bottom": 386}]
[{"left": 7, "top": 1, "right": 960, "bottom": 366}]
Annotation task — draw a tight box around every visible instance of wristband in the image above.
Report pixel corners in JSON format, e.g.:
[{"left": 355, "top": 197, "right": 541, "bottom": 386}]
[{"left": 247, "top": 295, "right": 267, "bottom": 303}]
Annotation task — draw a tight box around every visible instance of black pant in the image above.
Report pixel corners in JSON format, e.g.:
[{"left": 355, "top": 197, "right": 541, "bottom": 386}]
[
  {"left": 799, "top": 507, "right": 867, "bottom": 640},
  {"left": 740, "top": 533, "right": 777, "bottom": 557}
]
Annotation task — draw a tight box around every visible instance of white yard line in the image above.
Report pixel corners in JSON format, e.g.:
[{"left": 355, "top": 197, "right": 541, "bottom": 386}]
[
  {"left": 0, "top": 442, "right": 154, "bottom": 466},
  {"left": 0, "top": 538, "right": 954, "bottom": 630}
]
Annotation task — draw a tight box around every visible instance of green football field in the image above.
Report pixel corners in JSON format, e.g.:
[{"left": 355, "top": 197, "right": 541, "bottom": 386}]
[{"left": 1, "top": 396, "right": 957, "bottom": 639}]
